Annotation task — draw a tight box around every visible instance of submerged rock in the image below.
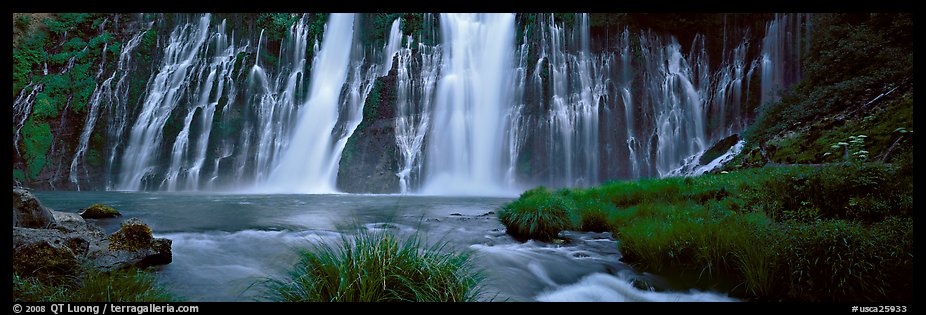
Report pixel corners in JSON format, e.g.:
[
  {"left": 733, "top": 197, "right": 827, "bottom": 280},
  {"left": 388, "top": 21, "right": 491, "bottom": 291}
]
[
  {"left": 13, "top": 188, "right": 56, "bottom": 228},
  {"left": 79, "top": 203, "right": 122, "bottom": 219}
]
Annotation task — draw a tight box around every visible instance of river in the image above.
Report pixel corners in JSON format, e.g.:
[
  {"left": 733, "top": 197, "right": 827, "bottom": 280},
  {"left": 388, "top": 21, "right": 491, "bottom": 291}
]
[{"left": 34, "top": 192, "right": 735, "bottom": 302}]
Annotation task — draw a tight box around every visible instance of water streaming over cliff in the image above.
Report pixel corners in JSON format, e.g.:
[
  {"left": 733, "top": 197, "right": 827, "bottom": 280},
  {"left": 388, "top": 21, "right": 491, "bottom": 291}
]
[{"left": 18, "top": 13, "right": 810, "bottom": 193}]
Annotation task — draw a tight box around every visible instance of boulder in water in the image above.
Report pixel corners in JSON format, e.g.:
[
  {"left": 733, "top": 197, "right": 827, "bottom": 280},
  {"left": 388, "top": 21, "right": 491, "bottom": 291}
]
[
  {"left": 12, "top": 189, "right": 173, "bottom": 278},
  {"left": 79, "top": 204, "right": 122, "bottom": 219},
  {"left": 92, "top": 218, "right": 172, "bottom": 270}
]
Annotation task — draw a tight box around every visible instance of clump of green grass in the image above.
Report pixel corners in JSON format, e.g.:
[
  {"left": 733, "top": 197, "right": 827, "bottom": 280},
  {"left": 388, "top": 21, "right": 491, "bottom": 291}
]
[
  {"left": 13, "top": 267, "right": 176, "bottom": 302},
  {"left": 574, "top": 200, "right": 613, "bottom": 233},
  {"left": 499, "top": 162, "right": 912, "bottom": 302},
  {"left": 263, "top": 230, "right": 485, "bottom": 302},
  {"left": 497, "top": 187, "right": 574, "bottom": 241},
  {"left": 777, "top": 218, "right": 913, "bottom": 302}
]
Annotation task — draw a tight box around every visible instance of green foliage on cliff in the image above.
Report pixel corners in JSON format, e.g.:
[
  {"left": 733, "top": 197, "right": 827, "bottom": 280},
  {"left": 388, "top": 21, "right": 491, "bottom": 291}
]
[
  {"left": 254, "top": 13, "right": 328, "bottom": 69},
  {"left": 358, "top": 78, "right": 384, "bottom": 132},
  {"left": 21, "top": 118, "right": 53, "bottom": 180},
  {"left": 747, "top": 13, "right": 913, "bottom": 144},
  {"left": 12, "top": 27, "right": 48, "bottom": 95},
  {"left": 764, "top": 91, "right": 913, "bottom": 164},
  {"left": 12, "top": 13, "right": 128, "bottom": 185},
  {"left": 256, "top": 13, "right": 301, "bottom": 42},
  {"left": 398, "top": 13, "right": 439, "bottom": 46}
]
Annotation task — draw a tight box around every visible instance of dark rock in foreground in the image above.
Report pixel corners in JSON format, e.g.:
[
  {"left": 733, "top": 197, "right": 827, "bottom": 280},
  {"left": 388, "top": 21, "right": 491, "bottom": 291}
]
[
  {"left": 12, "top": 188, "right": 172, "bottom": 280},
  {"left": 13, "top": 188, "right": 56, "bottom": 228}
]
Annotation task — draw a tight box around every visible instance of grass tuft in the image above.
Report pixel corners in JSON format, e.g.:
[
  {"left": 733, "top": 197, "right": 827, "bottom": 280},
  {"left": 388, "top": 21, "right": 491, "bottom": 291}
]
[
  {"left": 263, "top": 230, "right": 486, "bottom": 302},
  {"left": 13, "top": 267, "right": 176, "bottom": 302}
]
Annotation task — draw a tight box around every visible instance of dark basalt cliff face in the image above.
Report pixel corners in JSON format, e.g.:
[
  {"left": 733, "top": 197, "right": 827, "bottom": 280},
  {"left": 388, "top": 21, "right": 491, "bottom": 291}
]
[{"left": 337, "top": 69, "right": 401, "bottom": 194}]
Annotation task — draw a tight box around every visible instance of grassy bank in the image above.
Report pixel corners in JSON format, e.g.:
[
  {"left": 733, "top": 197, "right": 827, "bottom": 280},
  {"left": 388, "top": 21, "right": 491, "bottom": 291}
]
[
  {"left": 13, "top": 267, "right": 177, "bottom": 302},
  {"left": 263, "top": 230, "right": 486, "bottom": 302},
  {"left": 498, "top": 163, "right": 913, "bottom": 301}
]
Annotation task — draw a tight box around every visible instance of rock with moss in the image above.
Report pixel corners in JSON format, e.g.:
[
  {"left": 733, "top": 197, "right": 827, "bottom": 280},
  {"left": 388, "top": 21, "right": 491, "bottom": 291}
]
[
  {"left": 92, "top": 218, "right": 172, "bottom": 270},
  {"left": 13, "top": 188, "right": 56, "bottom": 228},
  {"left": 79, "top": 203, "right": 122, "bottom": 219},
  {"left": 108, "top": 218, "right": 153, "bottom": 251},
  {"left": 699, "top": 134, "right": 741, "bottom": 165},
  {"left": 12, "top": 231, "right": 81, "bottom": 284},
  {"left": 12, "top": 189, "right": 173, "bottom": 279}
]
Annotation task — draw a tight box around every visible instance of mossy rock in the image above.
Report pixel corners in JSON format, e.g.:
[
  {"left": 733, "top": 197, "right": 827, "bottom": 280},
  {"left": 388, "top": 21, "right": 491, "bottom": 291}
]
[
  {"left": 79, "top": 204, "right": 122, "bottom": 219},
  {"left": 108, "top": 218, "right": 153, "bottom": 251},
  {"left": 12, "top": 240, "right": 80, "bottom": 285},
  {"left": 699, "top": 134, "right": 741, "bottom": 165}
]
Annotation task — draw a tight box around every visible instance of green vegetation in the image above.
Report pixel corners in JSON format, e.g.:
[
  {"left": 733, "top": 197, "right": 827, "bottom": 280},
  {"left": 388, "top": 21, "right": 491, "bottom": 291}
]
[
  {"left": 498, "top": 187, "right": 574, "bottom": 241},
  {"left": 21, "top": 118, "right": 53, "bottom": 180},
  {"left": 13, "top": 268, "right": 176, "bottom": 302},
  {"left": 13, "top": 13, "right": 124, "bottom": 183},
  {"left": 263, "top": 230, "right": 485, "bottom": 302},
  {"left": 757, "top": 91, "right": 913, "bottom": 165},
  {"left": 498, "top": 163, "right": 912, "bottom": 301},
  {"left": 747, "top": 14, "right": 913, "bottom": 146}
]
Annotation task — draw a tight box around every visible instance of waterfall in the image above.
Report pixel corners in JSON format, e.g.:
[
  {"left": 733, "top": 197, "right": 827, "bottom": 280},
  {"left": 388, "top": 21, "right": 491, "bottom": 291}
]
[
  {"left": 761, "top": 13, "right": 809, "bottom": 106},
  {"left": 536, "top": 14, "right": 605, "bottom": 187},
  {"left": 12, "top": 83, "right": 42, "bottom": 158},
  {"left": 69, "top": 30, "right": 148, "bottom": 190},
  {"left": 644, "top": 34, "right": 707, "bottom": 176},
  {"left": 262, "top": 13, "right": 356, "bottom": 193},
  {"left": 249, "top": 21, "right": 312, "bottom": 185},
  {"left": 381, "top": 18, "right": 403, "bottom": 76},
  {"left": 394, "top": 35, "right": 441, "bottom": 193},
  {"left": 117, "top": 15, "right": 213, "bottom": 190},
  {"left": 162, "top": 19, "right": 245, "bottom": 191},
  {"left": 421, "top": 13, "right": 516, "bottom": 195},
  {"left": 505, "top": 34, "right": 531, "bottom": 188},
  {"left": 19, "top": 13, "right": 810, "bottom": 193}
]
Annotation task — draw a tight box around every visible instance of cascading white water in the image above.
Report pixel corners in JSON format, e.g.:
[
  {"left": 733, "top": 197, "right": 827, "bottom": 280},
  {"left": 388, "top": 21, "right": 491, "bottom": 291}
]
[
  {"left": 117, "top": 14, "right": 213, "bottom": 190},
  {"left": 248, "top": 21, "right": 313, "bottom": 184},
  {"left": 644, "top": 34, "right": 707, "bottom": 176},
  {"left": 421, "top": 13, "right": 516, "bottom": 195},
  {"left": 12, "top": 83, "right": 42, "bottom": 159},
  {"left": 162, "top": 19, "right": 245, "bottom": 191},
  {"left": 381, "top": 18, "right": 403, "bottom": 76},
  {"left": 761, "top": 13, "right": 809, "bottom": 106},
  {"left": 394, "top": 35, "right": 441, "bottom": 194},
  {"left": 505, "top": 35, "right": 530, "bottom": 187},
  {"left": 537, "top": 14, "right": 605, "bottom": 187},
  {"left": 45, "top": 13, "right": 808, "bottom": 193},
  {"left": 69, "top": 30, "right": 147, "bottom": 190},
  {"left": 262, "top": 13, "right": 356, "bottom": 193}
]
